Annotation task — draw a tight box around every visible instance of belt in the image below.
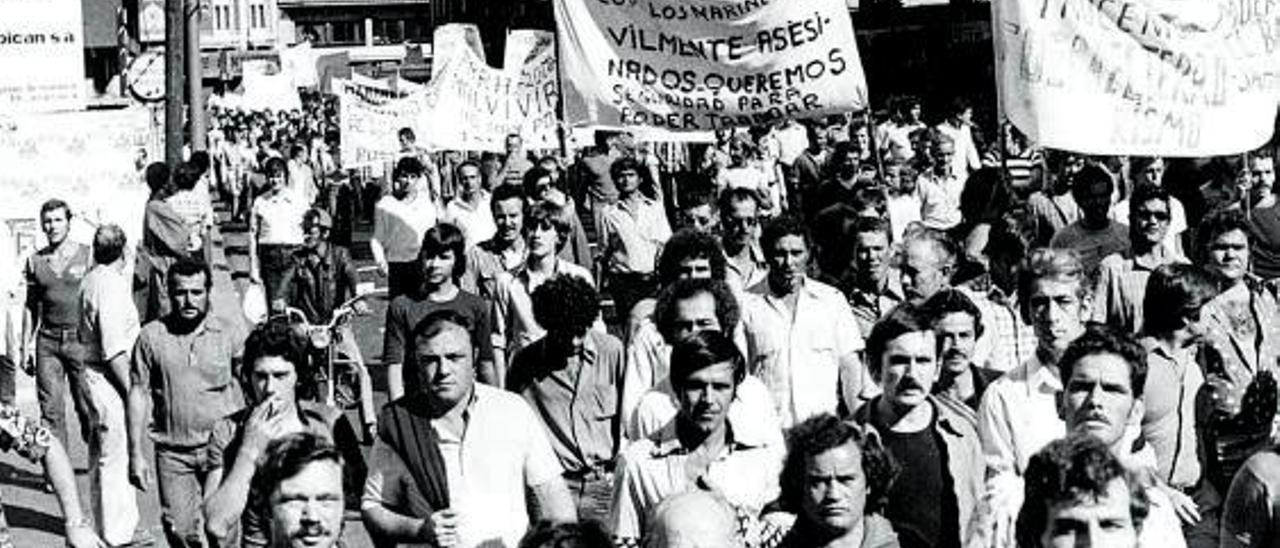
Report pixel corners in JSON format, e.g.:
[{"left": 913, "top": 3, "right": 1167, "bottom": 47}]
[
  {"left": 38, "top": 326, "right": 78, "bottom": 341},
  {"left": 563, "top": 463, "right": 615, "bottom": 481}
]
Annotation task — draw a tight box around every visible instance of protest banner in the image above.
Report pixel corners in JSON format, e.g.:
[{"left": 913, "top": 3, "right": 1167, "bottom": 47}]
[
  {"left": 281, "top": 41, "right": 318, "bottom": 89},
  {"left": 337, "top": 78, "right": 425, "bottom": 168},
  {"left": 993, "top": 0, "right": 1280, "bottom": 156},
  {"left": 505, "top": 30, "right": 554, "bottom": 73},
  {"left": 0, "top": 0, "right": 86, "bottom": 113},
  {"left": 553, "top": 0, "right": 867, "bottom": 132},
  {"left": 432, "top": 23, "right": 486, "bottom": 77},
  {"left": 239, "top": 60, "right": 303, "bottom": 112},
  {"left": 418, "top": 33, "right": 560, "bottom": 152}
]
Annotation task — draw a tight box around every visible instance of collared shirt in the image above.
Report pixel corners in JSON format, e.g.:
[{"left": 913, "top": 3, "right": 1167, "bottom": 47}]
[
  {"left": 598, "top": 197, "right": 671, "bottom": 276},
  {"left": 741, "top": 277, "right": 868, "bottom": 428},
  {"left": 24, "top": 241, "right": 92, "bottom": 329},
  {"left": 252, "top": 190, "right": 307, "bottom": 246},
  {"left": 917, "top": 171, "right": 964, "bottom": 230},
  {"left": 1092, "top": 247, "right": 1187, "bottom": 334},
  {"left": 977, "top": 353, "right": 1065, "bottom": 483},
  {"left": 443, "top": 192, "right": 496, "bottom": 249},
  {"left": 507, "top": 330, "right": 625, "bottom": 474},
  {"left": 961, "top": 284, "right": 1038, "bottom": 374},
  {"left": 278, "top": 245, "right": 360, "bottom": 324},
  {"left": 79, "top": 263, "right": 140, "bottom": 364},
  {"left": 132, "top": 315, "right": 247, "bottom": 448},
  {"left": 491, "top": 260, "right": 595, "bottom": 357},
  {"left": 845, "top": 276, "right": 905, "bottom": 339},
  {"left": 1200, "top": 278, "right": 1280, "bottom": 391},
  {"left": 724, "top": 242, "right": 768, "bottom": 292},
  {"left": 168, "top": 188, "right": 215, "bottom": 231},
  {"left": 609, "top": 417, "right": 783, "bottom": 541},
  {"left": 628, "top": 374, "right": 784, "bottom": 450},
  {"left": 461, "top": 238, "right": 527, "bottom": 300},
  {"left": 1141, "top": 337, "right": 1203, "bottom": 488},
  {"left": 362, "top": 384, "right": 564, "bottom": 548},
  {"left": 853, "top": 397, "right": 985, "bottom": 545},
  {"left": 371, "top": 194, "right": 438, "bottom": 263},
  {"left": 1222, "top": 450, "right": 1280, "bottom": 548},
  {"left": 1049, "top": 221, "right": 1132, "bottom": 275}
]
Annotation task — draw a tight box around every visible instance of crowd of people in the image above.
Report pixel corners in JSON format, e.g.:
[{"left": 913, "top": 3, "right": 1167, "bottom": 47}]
[{"left": 8, "top": 89, "right": 1280, "bottom": 548}]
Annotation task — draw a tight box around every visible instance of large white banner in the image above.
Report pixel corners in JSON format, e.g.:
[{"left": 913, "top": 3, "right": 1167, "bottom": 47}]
[
  {"left": 553, "top": 0, "right": 867, "bottom": 132},
  {"left": 994, "top": 0, "right": 1280, "bottom": 156},
  {"left": 337, "top": 78, "right": 425, "bottom": 168},
  {"left": 0, "top": 0, "right": 86, "bottom": 113}
]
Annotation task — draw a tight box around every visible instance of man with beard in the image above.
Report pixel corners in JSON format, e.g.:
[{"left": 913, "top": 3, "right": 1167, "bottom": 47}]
[
  {"left": 462, "top": 184, "right": 527, "bottom": 300},
  {"left": 923, "top": 289, "right": 1001, "bottom": 416},
  {"left": 128, "top": 259, "right": 248, "bottom": 547},
  {"left": 851, "top": 303, "right": 984, "bottom": 547},
  {"left": 1093, "top": 183, "right": 1187, "bottom": 334},
  {"left": 741, "top": 216, "right": 868, "bottom": 428},
  {"left": 255, "top": 433, "right": 347, "bottom": 548},
  {"left": 372, "top": 157, "right": 440, "bottom": 299},
  {"left": 720, "top": 188, "right": 769, "bottom": 291}
]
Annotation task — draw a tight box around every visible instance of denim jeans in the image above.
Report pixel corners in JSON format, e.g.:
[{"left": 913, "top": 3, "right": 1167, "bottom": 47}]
[
  {"left": 157, "top": 446, "right": 212, "bottom": 548},
  {"left": 565, "top": 472, "right": 614, "bottom": 527},
  {"left": 36, "top": 329, "right": 97, "bottom": 447},
  {"left": 85, "top": 366, "right": 140, "bottom": 545}
]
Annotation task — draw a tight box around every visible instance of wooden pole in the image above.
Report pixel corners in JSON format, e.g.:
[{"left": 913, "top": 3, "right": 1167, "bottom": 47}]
[
  {"left": 164, "top": 0, "right": 186, "bottom": 165},
  {"left": 186, "top": 0, "right": 206, "bottom": 151}
]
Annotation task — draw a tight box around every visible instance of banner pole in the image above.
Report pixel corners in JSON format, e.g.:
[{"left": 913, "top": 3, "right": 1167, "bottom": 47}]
[
  {"left": 550, "top": 12, "right": 570, "bottom": 161},
  {"left": 865, "top": 110, "right": 885, "bottom": 177}
]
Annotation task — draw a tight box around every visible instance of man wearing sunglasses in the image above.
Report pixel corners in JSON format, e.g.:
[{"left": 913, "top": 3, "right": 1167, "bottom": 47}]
[
  {"left": 1093, "top": 183, "right": 1188, "bottom": 334},
  {"left": 719, "top": 187, "right": 768, "bottom": 291}
]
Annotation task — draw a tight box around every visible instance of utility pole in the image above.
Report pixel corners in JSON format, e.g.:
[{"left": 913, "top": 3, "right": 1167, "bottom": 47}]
[
  {"left": 186, "top": 0, "right": 206, "bottom": 151},
  {"left": 164, "top": 0, "right": 186, "bottom": 165}
]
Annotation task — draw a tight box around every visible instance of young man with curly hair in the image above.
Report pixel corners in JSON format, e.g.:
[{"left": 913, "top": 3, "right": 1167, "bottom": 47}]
[{"left": 506, "top": 275, "right": 625, "bottom": 525}]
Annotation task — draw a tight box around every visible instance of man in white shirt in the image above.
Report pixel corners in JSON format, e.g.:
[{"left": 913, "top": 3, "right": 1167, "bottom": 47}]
[
  {"left": 741, "top": 216, "right": 869, "bottom": 428},
  {"left": 442, "top": 161, "right": 495, "bottom": 249},
  {"left": 372, "top": 157, "right": 439, "bottom": 298},
  {"left": 934, "top": 98, "right": 981, "bottom": 183},
  {"left": 362, "top": 310, "right": 576, "bottom": 548}
]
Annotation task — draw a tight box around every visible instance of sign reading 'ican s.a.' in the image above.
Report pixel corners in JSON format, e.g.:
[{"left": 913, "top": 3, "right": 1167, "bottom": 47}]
[
  {"left": 554, "top": 0, "right": 868, "bottom": 132},
  {"left": 0, "top": 0, "right": 86, "bottom": 113}
]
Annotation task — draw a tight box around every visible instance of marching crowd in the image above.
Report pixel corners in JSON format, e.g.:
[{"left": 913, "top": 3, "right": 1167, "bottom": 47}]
[{"left": 8, "top": 90, "right": 1280, "bottom": 548}]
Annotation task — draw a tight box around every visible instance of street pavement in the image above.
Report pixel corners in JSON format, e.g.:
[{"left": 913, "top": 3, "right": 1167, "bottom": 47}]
[{"left": 3, "top": 205, "right": 385, "bottom": 547}]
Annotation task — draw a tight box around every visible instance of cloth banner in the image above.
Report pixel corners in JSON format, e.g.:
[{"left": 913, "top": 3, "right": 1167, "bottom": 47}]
[
  {"left": 0, "top": 0, "right": 86, "bottom": 113},
  {"left": 553, "top": 0, "right": 868, "bottom": 132},
  {"left": 337, "top": 78, "right": 425, "bottom": 168},
  {"left": 994, "top": 0, "right": 1280, "bottom": 156},
  {"left": 504, "top": 30, "right": 554, "bottom": 73},
  {"left": 432, "top": 24, "right": 486, "bottom": 77},
  {"left": 239, "top": 60, "right": 303, "bottom": 112},
  {"left": 281, "top": 41, "right": 318, "bottom": 89},
  {"left": 417, "top": 35, "right": 559, "bottom": 152}
]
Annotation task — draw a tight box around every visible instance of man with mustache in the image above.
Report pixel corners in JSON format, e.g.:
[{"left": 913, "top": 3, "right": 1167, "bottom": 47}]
[
  {"left": 256, "top": 433, "right": 347, "bottom": 548},
  {"left": 127, "top": 259, "right": 248, "bottom": 547},
  {"left": 851, "top": 303, "right": 983, "bottom": 547},
  {"left": 923, "top": 289, "right": 1001, "bottom": 415},
  {"left": 1050, "top": 325, "right": 1185, "bottom": 548}
]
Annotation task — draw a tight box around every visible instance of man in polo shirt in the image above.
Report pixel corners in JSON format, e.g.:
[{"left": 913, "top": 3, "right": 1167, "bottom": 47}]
[
  {"left": 1093, "top": 183, "right": 1186, "bottom": 334},
  {"left": 598, "top": 157, "right": 672, "bottom": 322},
  {"left": 127, "top": 259, "right": 247, "bottom": 547},
  {"left": 506, "top": 275, "right": 625, "bottom": 524},
  {"left": 461, "top": 184, "right": 527, "bottom": 300},
  {"left": 22, "top": 199, "right": 97, "bottom": 448},
  {"left": 362, "top": 310, "right": 576, "bottom": 548},
  {"left": 78, "top": 224, "right": 143, "bottom": 546},
  {"left": 203, "top": 319, "right": 362, "bottom": 547},
  {"left": 372, "top": 157, "right": 439, "bottom": 299},
  {"left": 852, "top": 303, "right": 984, "bottom": 547},
  {"left": 610, "top": 331, "right": 782, "bottom": 547},
  {"left": 740, "top": 216, "right": 868, "bottom": 428},
  {"left": 844, "top": 217, "right": 904, "bottom": 337},
  {"left": 719, "top": 188, "right": 769, "bottom": 291}
]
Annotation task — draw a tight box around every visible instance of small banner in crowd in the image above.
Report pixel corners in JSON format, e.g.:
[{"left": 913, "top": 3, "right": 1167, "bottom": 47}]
[
  {"left": 0, "top": 0, "right": 86, "bottom": 113},
  {"left": 553, "top": 0, "right": 868, "bottom": 132},
  {"left": 418, "top": 32, "right": 560, "bottom": 152},
  {"left": 994, "top": 0, "right": 1280, "bottom": 156},
  {"left": 239, "top": 60, "right": 303, "bottom": 112},
  {"left": 337, "top": 77, "right": 425, "bottom": 168}
]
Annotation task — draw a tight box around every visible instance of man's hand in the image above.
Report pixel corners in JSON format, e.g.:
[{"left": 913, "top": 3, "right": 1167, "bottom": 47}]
[
  {"left": 239, "top": 398, "right": 288, "bottom": 465},
  {"left": 1158, "top": 484, "right": 1201, "bottom": 525},
  {"left": 128, "top": 453, "right": 151, "bottom": 492},
  {"left": 417, "top": 509, "right": 459, "bottom": 548},
  {"left": 353, "top": 300, "right": 371, "bottom": 316},
  {"left": 65, "top": 521, "right": 107, "bottom": 548},
  {"left": 20, "top": 345, "right": 35, "bottom": 376}
]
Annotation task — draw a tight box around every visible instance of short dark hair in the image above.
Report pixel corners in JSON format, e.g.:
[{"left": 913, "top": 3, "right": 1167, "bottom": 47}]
[
  {"left": 241, "top": 318, "right": 310, "bottom": 389},
  {"left": 761, "top": 215, "right": 812, "bottom": 257},
  {"left": 1070, "top": 164, "right": 1115, "bottom": 200},
  {"left": 779, "top": 413, "right": 898, "bottom": 516},
  {"left": 848, "top": 216, "right": 891, "bottom": 241},
  {"left": 1128, "top": 182, "right": 1171, "bottom": 219},
  {"left": 669, "top": 330, "right": 745, "bottom": 391},
  {"left": 263, "top": 157, "right": 288, "bottom": 177},
  {"left": 189, "top": 151, "right": 211, "bottom": 175},
  {"left": 393, "top": 156, "right": 425, "bottom": 180},
  {"left": 40, "top": 199, "right": 71, "bottom": 220},
  {"left": 1058, "top": 324, "right": 1148, "bottom": 399},
  {"left": 1196, "top": 207, "right": 1252, "bottom": 263},
  {"left": 717, "top": 186, "right": 761, "bottom": 217},
  {"left": 656, "top": 229, "right": 728, "bottom": 287},
  {"left": 653, "top": 278, "right": 740, "bottom": 344},
  {"left": 522, "top": 167, "right": 554, "bottom": 196},
  {"left": 518, "top": 522, "right": 611, "bottom": 548},
  {"left": 865, "top": 303, "right": 935, "bottom": 380},
  {"left": 406, "top": 309, "right": 476, "bottom": 393},
  {"left": 610, "top": 157, "right": 642, "bottom": 182},
  {"left": 1016, "top": 435, "right": 1150, "bottom": 548},
  {"left": 145, "top": 162, "right": 171, "bottom": 194},
  {"left": 167, "top": 258, "right": 213, "bottom": 291},
  {"left": 921, "top": 289, "right": 985, "bottom": 338},
  {"left": 531, "top": 275, "right": 599, "bottom": 337},
  {"left": 491, "top": 183, "right": 526, "bottom": 211},
  {"left": 92, "top": 225, "right": 127, "bottom": 265},
  {"left": 523, "top": 201, "right": 574, "bottom": 251},
  {"left": 456, "top": 160, "right": 482, "bottom": 179},
  {"left": 418, "top": 223, "right": 468, "bottom": 280},
  {"left": 398, "top": 127, "right": 416, "bottom": 141},
  {"left": 249, "top": 432, "right": 343, "bottom": 526},
  {"left": 174, "top": 162, "right": 202, "bottom": 191},
  {"left": 1143, "top": 264, "right": 1218, "bottom": 336}
]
